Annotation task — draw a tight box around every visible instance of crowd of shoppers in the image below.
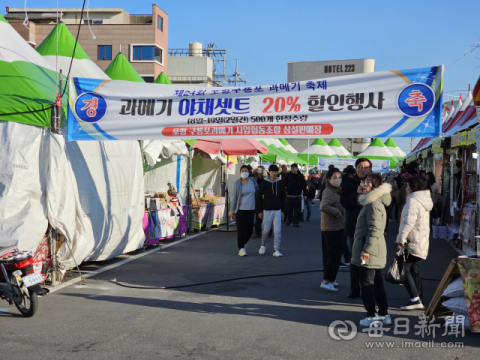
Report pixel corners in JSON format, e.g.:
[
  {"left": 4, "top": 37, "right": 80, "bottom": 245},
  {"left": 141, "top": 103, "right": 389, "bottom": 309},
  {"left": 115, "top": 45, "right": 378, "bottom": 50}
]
[{"left": 230, "top": 158, "right": 435, "bottom": 327}]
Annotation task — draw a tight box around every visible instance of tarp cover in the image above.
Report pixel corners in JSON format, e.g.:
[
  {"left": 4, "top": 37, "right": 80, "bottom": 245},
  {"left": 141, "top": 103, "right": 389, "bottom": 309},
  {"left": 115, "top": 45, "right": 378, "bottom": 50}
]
[
  {"left": 194, "top": 139, "right": 268, "bottom": 156},
  {"left": 0, "top": 18, "right": 146, "bottom": 268}
]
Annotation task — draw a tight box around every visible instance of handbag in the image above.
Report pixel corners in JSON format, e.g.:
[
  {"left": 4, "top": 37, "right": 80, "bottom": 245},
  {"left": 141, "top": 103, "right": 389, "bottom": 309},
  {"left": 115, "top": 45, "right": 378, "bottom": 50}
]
[{"left": 385, "top": 247, "right": 406, "bottom": 284}]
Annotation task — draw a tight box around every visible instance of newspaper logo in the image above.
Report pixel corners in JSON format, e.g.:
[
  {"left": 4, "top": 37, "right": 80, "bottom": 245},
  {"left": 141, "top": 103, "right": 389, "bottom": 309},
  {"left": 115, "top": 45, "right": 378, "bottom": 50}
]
[
  {"left": 397, "top": 83, "right": 435, "bottom": 117},
  {"left": 75, "top": 93, "right": 107, "bottom": 123}
]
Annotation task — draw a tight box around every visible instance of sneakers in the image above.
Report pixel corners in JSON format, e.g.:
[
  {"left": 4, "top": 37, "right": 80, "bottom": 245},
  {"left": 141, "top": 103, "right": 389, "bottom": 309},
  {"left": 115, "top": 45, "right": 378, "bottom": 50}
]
[
  {"left": 339, "top": 262, "right": 349, "bottom": 268},
  {"left": 400, "top": 300, "right": 424, "bottom": 310},
  {"left": 238, "top": 248, "right": 247, "bottom": 257},
  {"left": 320, "top": 283, "right": 338, "bottom": 292},
  {"left": 376, "top": 314, "right": 392, "bottom": 325},
  {"left": 359, "top": 317, "right": 383, "bottom": 327},
  {"left": 259, "top": 246, "right": 266, "bottom": 255},
  {"left": 333, "top": 280, "right": 339, "bottom": 287},
  {"left": 273, "top": 250, "right": 283, "bottom": 257}
]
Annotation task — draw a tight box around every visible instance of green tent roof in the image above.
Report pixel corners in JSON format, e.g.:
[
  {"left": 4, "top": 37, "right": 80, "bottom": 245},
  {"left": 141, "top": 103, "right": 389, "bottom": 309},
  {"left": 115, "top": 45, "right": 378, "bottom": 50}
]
[
  {"left": 258, "top": 141, "right": 287, "bottom": 162},
  {"left": 154, "top": 72, "right": 173, "bottom": 84},
  {"left": 36, "top": 22, "right": 90, "bottom": 60},
  {"left": 105, "top": 53, "right": 145, "bottom": 82},
  {"left": 0, "top": 15, "right": 61, "bottom": 127},
  {"left": 384, "top": 138, "right": 398, "bottom": 148},
  {"left": 356, "top": 138, "right": 399, "bottom": 168},
  {"left": 328, "top": 138, "right": 354, "bottom": 158},
  {"left": 311, "top": 138, "right": 327, "bottom": 146}
]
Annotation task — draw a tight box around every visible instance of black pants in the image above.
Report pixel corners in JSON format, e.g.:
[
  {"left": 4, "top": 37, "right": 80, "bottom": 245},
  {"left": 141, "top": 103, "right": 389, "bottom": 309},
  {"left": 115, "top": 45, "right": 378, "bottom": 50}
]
[
  {"left": 348, "top": 236, "right": 361, "bottom": 295},
  {"left": 255, "top": 212, "right": 263, "bottom": 237},
  {"left": 286, "top": 197, "right": 302, "bottom": 225},
  {"left": 236, "top": 210, "right": 255, "bottom": 249},
  {"left": 322, "top": 230, "right": 344, "bottom": 282},
  {"left": 359, "top": 266, "right": 389, "bottom": 317},
  {"left": 404, "top": 254, "right": 423, "bottom": 300},
  {"left": 342, "top": 233, "right": 350, "bottom": 263}
]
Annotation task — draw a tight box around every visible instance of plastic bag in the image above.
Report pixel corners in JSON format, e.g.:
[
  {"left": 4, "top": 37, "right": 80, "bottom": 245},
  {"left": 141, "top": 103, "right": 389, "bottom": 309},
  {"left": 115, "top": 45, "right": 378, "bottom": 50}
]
[
  {"left": 442, "top": 296, "right": 468, "bottom": 316},
  {"left": 385, "top": 248, "right": 406, "bottom": 284},
  {"left": 442, "top": 277, "right": 465, "bottom": 298}
]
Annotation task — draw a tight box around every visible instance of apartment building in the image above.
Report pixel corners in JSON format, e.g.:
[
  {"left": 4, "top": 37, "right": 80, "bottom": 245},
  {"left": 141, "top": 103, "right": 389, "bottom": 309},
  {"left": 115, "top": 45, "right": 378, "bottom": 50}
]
[{"left": 5, "top": 5, "right": 168, "bottom": 82}]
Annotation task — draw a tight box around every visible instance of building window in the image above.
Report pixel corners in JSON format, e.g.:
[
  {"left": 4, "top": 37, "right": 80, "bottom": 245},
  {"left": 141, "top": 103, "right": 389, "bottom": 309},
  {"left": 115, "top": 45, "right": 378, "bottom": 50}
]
[
  {"left": 98, "top": 45, "right": 112, "bottom": 60},
  {"left": 84, "top": 20, "right": 103, "bottom": 24},
  {"left": 157, "top": 15, "right": 163, "bottom": 31},
  {"left": 131, "top": 45, "right": 163, "bottom": 64},
  {"left": 142, "top": 76, "right": 154, "bottom": 83}
]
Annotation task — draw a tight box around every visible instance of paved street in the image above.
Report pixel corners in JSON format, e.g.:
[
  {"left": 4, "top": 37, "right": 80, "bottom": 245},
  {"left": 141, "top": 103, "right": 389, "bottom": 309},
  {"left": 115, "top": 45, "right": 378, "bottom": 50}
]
[{"left": 1, "top": 201, "right": 478, "bottom": 360}]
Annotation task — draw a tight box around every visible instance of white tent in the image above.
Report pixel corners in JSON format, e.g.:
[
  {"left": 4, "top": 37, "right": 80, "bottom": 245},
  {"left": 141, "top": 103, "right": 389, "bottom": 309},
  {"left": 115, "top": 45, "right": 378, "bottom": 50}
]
[{"left": 384, "top": 138, "right": 407, "bottom": 158}]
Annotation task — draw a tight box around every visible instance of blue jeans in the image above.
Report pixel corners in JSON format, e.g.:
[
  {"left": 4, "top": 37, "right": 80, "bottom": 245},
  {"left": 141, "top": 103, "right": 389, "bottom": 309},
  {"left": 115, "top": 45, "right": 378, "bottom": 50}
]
[{"left": 304, "top": 199, "right": 312, "bottom": 220}]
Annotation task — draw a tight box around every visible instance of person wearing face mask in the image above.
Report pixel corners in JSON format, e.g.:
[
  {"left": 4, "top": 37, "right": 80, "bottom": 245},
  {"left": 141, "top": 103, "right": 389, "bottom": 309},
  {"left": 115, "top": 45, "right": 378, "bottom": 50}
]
[
  {"left": 340, "top": 158, "right": 372, "bottom": 299},
  {"left": 257, "top": 164, "right": 286, "bottom": 257},
  {"left": 229, "top": 165, "right": 259, "bottom": 256},
  {"left": 319, "top": 168, "right": 345, "bottom": 292}
]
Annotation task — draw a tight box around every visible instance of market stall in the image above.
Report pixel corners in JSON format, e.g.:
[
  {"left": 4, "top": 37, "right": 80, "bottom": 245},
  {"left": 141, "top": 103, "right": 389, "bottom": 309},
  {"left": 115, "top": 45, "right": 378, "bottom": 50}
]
[
  {"left": 194, "top": 139, "right": 268, "bottom": 231},
  {"left": 143, "top": 186, "right": 188, "bottom": 245}
]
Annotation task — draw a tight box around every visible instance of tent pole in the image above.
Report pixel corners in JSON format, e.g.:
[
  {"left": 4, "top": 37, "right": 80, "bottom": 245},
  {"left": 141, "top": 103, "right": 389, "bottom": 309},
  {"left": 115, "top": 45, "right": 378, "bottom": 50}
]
[
  {"left": 187, "top": 145, "right": 193, "bottom": 235},
  {"left": 226, "top": 154, "right": 229, "bottom": 231},
  {"left": 307, "top": 138, "right": 310, "bottom": 171},
  {"left": 49, "top": 69, "right": 63, "bottom": 286}
]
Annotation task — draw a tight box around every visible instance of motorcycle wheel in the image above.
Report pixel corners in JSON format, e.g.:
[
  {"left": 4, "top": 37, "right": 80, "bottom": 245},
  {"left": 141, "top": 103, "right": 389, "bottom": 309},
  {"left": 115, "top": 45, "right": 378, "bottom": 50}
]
[{"left": 14, "top": 286, "right": 38, "bottom": 317}]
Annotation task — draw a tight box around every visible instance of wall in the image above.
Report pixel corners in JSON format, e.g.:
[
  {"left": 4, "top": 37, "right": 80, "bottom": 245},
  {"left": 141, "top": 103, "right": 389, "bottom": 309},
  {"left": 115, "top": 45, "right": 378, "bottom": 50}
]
[
  {"left": 153, "top": 4, "right": 168, "bottom": 77},
  {"left": 287, "top": 58, "right": 375, "bottom": 82},
  {"left": 9, "top": 6, "right": 168, "bottom": 78}
]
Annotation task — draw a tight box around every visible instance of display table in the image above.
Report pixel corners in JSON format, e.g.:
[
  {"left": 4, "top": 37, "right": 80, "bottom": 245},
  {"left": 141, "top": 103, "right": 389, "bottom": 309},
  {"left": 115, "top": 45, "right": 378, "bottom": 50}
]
[
  {"left": 143, "top": 205, "right": 187, "bottom": 246},
  {"left": 192, "top": 202, "right": 227, "bottom": 230}
]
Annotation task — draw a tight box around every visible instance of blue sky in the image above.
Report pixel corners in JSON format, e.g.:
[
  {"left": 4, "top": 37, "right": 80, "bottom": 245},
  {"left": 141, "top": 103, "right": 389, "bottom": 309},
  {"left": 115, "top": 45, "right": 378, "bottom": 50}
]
[{"left": 6, "top": 0, "right": 480, "bottom": 151}]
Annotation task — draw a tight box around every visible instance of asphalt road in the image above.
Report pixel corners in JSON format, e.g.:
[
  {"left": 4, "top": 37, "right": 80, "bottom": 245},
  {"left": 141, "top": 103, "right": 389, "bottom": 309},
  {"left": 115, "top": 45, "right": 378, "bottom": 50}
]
[{"left": 1, "top": 201, "right": 478, "bottom": 360}]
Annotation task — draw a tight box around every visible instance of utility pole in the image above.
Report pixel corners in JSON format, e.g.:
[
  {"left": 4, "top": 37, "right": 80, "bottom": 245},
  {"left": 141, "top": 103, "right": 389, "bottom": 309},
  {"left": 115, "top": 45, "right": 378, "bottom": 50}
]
[
  {"left": 410, "top": 138, "right": 413, "bottom": 152},
  {"left": 228, "top": 59, "right": 246, "bottom": 86}
]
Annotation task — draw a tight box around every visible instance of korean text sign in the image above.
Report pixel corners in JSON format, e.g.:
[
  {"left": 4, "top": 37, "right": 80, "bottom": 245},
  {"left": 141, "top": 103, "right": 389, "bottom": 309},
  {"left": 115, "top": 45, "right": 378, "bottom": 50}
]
[{"left": 67, "top": 66, "right": 443, "bottom": 141}]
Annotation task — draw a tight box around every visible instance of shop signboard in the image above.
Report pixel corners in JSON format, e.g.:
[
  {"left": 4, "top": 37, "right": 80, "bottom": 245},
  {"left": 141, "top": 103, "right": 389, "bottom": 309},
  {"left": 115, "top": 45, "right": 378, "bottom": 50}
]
[
  {"left": 421, "top": 149, "right": 429, "bottom": 158},
  {"left": 467, "top": 128, "right": 479, "bottom": 145},
  {"left": 432, "top": 137, "right": 442, "bottom": 154},
  {"left": 452, "top": 133, "right": 462, "bottom": 147},
  {"left": 317, "top": 157, "right": 390, "bottom": 173},
  {"left": 460, "top": 131, "right": 468, "bottom": 146},
  {"left": 67, "top": 66, "right": 444, "bottom": 141}
]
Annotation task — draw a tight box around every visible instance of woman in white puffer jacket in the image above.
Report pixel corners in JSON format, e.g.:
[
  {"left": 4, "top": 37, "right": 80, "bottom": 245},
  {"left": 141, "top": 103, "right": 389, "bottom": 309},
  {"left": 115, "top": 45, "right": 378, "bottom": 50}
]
[{"left": 396, "top": 176, "right": 433, "bottom": 311}]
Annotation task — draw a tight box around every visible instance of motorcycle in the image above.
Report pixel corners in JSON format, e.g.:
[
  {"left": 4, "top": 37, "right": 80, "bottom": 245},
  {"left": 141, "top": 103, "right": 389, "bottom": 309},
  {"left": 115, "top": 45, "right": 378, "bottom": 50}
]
[{"left": 0, "top": 246, "right": 49, "bottom": 317}]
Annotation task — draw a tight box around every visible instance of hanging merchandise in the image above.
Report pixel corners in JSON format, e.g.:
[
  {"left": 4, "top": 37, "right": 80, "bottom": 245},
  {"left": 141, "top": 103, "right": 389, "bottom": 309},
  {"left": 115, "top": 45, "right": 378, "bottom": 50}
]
[{"left": 143, "top": 182, "right": 188, "bottom": 246}]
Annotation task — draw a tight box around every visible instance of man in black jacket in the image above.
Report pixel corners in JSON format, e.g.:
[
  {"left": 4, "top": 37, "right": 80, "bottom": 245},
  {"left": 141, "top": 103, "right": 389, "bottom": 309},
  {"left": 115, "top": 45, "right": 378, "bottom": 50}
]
[
  {"left": 340, "top": 157, "right": 372, "bottom": 299},
  {"left": 282, "top": 163, "right": 307, "bottom": 227},
  {"left": 257, "top": 164, "right": 286, "bottom": 257}
]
